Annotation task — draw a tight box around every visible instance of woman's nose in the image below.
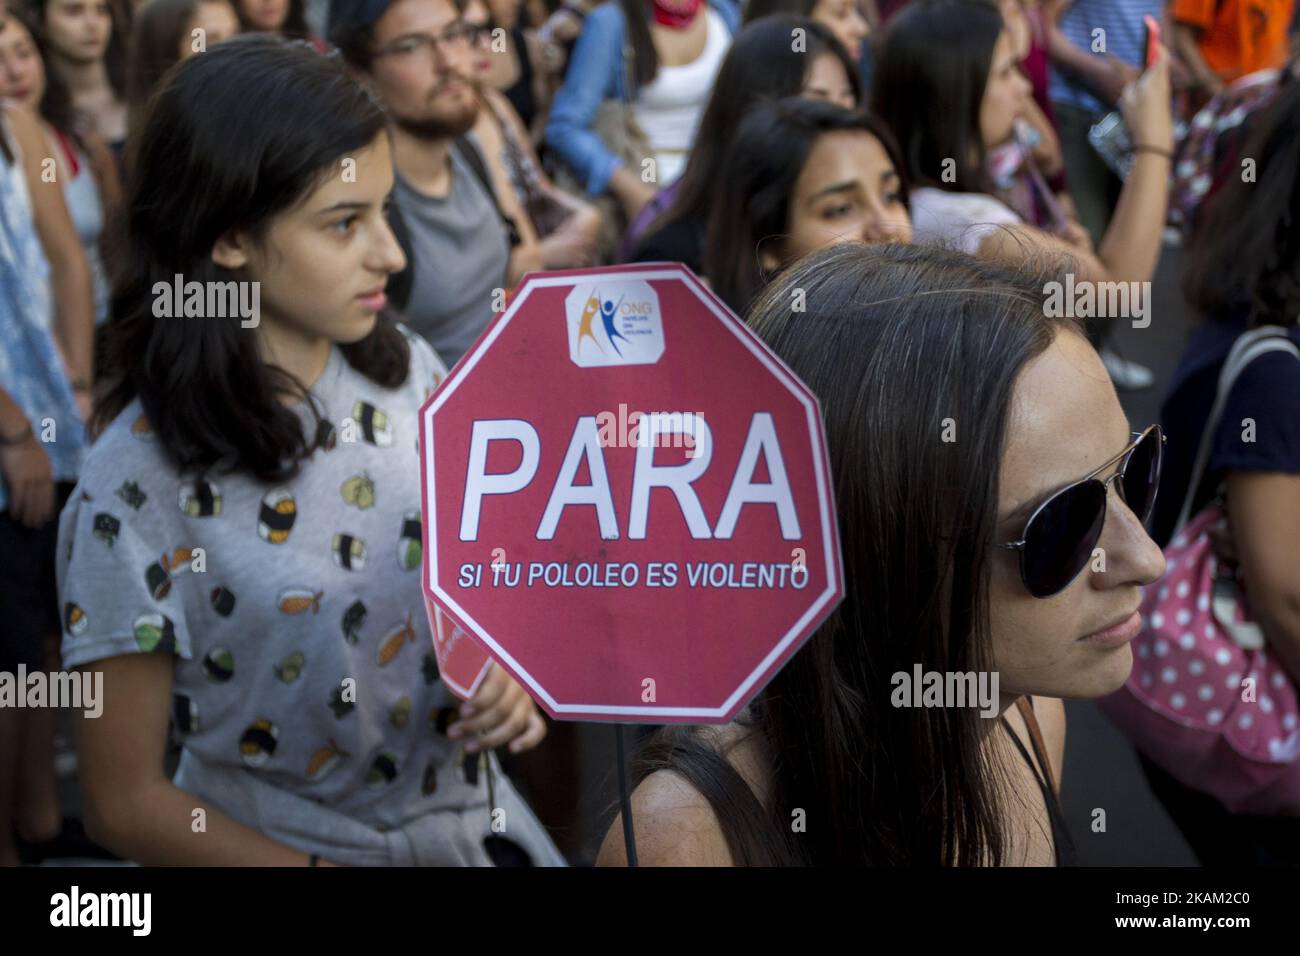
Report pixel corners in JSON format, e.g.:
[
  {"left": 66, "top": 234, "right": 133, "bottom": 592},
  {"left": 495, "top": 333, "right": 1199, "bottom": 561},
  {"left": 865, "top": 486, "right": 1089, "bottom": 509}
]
[{"left": 1092, "top": 489, "right": 1167, "bottom": 590}]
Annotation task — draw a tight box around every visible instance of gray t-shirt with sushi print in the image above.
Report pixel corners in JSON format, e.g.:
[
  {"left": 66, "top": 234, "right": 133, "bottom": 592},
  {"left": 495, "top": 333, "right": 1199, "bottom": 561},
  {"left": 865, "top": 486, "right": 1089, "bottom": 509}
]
[{"left": 55, "top": 328, "right": 563, "bottom": 865}]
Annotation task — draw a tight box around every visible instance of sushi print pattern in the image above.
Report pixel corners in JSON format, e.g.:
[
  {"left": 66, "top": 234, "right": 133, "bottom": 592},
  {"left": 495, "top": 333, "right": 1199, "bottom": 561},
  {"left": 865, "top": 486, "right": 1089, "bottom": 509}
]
[{"left": 52, "top": 333, "right": 485, "bottom": 830}]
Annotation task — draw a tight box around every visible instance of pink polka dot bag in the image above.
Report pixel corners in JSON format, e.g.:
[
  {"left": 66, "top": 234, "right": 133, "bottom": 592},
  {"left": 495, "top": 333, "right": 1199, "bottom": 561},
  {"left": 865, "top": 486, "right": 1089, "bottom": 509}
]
[{"left": 1100, "top": 328, "right": 1300, "bottom": 815}]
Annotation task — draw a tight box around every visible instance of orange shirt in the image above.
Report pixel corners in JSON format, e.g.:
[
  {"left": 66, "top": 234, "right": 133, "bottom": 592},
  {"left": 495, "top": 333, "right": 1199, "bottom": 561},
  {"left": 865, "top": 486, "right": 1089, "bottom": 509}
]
[{"left": 1171, "top": 0, "right": 1294, "bottom": 81}]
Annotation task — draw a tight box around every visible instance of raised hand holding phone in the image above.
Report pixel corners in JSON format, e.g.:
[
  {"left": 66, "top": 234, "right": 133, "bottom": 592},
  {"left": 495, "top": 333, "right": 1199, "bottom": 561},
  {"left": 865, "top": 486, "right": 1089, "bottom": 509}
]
[
  {"left": 1088, "top": 24, "right": 1173, "bottom": 177},
  {"left": 1121, "top": 38, "right": 1175, "bottom": 155}
]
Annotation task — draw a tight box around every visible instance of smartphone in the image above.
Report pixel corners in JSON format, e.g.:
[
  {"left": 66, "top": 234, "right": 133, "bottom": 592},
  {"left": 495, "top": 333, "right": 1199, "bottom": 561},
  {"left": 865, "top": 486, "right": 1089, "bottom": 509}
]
[
  {"left": 1088, "top": 110, "right": 1134, "bottom": 178},
  {"left": 1143, "top": 15, "right": 1161, "bottom": 68}
]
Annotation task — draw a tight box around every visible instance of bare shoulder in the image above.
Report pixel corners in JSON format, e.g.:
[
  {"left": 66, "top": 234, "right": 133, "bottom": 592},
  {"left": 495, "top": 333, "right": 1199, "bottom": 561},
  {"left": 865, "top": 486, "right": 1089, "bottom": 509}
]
[{"left": 596, "top": 769, "right": 733, "bottom": 867}]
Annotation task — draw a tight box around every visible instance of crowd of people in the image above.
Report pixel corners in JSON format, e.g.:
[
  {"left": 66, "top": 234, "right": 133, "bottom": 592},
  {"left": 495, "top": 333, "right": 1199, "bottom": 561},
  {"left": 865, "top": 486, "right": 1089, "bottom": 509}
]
[{"left": 1, "top": 0, "right": 1298, "bottom": 867}]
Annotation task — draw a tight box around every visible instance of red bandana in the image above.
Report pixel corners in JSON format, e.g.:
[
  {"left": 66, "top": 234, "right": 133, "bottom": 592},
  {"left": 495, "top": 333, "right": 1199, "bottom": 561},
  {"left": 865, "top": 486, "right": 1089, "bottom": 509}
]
[{"left": 652, "top": 0, "right": 702, "bottom": 29}]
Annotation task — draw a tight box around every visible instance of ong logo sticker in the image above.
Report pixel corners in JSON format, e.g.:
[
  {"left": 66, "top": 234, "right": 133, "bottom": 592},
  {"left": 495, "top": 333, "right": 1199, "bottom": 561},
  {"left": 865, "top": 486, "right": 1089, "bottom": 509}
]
[{"left": 566, "top": 279, "right": 665, "bottom": 368}]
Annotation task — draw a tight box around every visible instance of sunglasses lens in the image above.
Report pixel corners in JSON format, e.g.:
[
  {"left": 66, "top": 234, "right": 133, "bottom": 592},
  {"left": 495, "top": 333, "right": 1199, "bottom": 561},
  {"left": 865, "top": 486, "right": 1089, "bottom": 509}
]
[
  {"left": 1121, "top": 429, "right": 1162, "bottom": 524},
  {"left": 1022, "top": 480, "right": 1107, "bottom": 597}
]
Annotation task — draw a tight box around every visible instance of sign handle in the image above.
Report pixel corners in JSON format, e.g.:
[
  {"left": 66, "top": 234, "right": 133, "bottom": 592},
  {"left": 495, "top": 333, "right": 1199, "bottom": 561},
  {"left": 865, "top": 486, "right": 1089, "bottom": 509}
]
[{"left": 615, "top": 724, "right": 638, "bottom": 867}]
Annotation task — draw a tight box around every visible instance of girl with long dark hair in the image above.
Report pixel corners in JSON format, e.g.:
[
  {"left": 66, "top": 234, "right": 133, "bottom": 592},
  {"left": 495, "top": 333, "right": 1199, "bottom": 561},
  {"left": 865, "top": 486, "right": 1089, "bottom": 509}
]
[
  {"left": 473, "top": 0, "right": 556, "bottom": 139},
  {"left": 125, "top": 0, "right": 239, "bottom": 135},
  {"left": 0, "top": 10, "right": 119, "bottom": 325},
  {"left": 627, "top": 14, "right": 860, "bottom": 269},
  {"left": 871, "top": 0, "right": 1171, "bottom": 391},
  {"left": 742, "top": 0, "right": 867, "bottom": 62},
  {"left": 57, "top": 35, "right": 563, "bottom": 866},
  {"left": 703, "top": 96, "right": 910, "bottom": 314},
  {"left": 232, "top": 0, "right": 309, "bottom": 38},
  {"left": 23, "top": 0, "right": 128, "bottom": 156},
  {"left": 463, "top": 0, "right": 602, "bottom": 268},
  {"left": 600, "top": 242, "right": 1167, "bottom": 865}
]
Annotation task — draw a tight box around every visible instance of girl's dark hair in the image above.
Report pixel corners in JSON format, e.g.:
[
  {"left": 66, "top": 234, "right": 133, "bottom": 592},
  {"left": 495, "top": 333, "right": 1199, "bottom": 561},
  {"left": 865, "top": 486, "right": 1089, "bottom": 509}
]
[
  {"left": 7, "top": 7, "right": 84, "bottom": 149},
  {"left": 642, "top": 15, "right": 862, "bottom": 245},
  {"left": 126, "top": 0, "right": 225, "bottom": 136},
  {"left": 94, "top": 34, "right": 409, "bottom": 483},
  {"left": 1182, "top": 77, "right": 1300, "bottom": 328},
  {"left": 703, "top": 95, "right": 908, "bottom": 313},
  {"left": 742, "top": 0, "right": 816, "bottom": 22},
  {"left": 618, "top": 0, "right": 658, "bottom": 88},
  {"left": 871, "top": 0, "right": 1003, "bottom": 193},
  {"left": 637, "top": 242, "right": 1080, "bottom": 865},
  {"left": 233, "top": 0, "right": 308, "bottom": 38},
  {"left": 24, "top": 0, "right": 129, "bottom": 103}
]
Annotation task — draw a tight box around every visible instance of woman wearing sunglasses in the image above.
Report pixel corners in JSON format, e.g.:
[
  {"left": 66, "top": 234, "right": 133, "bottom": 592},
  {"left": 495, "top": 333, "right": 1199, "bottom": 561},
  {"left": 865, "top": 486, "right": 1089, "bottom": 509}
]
[{"left": 599, "top": 242, "right": 1166, "bottom": 866}]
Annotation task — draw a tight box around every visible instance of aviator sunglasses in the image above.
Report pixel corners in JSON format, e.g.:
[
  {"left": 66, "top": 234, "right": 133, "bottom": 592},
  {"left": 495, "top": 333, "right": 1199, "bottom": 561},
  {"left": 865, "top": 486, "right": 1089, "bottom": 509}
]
[{"left": 998, "top": 425, "right": 1165, "bottom": 598}]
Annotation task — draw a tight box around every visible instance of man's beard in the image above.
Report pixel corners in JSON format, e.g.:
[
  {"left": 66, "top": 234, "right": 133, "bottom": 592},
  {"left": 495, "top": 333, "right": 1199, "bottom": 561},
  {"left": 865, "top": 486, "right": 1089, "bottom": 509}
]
[{"left": 393, "top": 87, "right": 480, "bottom": 141}]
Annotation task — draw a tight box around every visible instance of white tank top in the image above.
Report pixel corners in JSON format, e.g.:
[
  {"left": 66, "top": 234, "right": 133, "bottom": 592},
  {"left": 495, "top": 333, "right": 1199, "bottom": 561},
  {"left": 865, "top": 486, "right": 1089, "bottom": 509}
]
[{"left": 632, "top": 7, "right": 731, "bottom": 186}]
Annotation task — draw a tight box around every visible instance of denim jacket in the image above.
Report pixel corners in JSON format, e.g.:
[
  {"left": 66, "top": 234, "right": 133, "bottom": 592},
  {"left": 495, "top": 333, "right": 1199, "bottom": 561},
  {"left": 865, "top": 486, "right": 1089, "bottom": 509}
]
[{"left": 545, "top": 0, "right": 740, "bottom": 196}]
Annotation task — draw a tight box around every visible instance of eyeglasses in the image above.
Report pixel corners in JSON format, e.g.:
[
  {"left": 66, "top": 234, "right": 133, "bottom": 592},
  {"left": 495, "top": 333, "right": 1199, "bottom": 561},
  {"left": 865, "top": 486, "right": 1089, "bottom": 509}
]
[
  {"left": 997, "top": 425, "right": 1165, "bottom": 598},
  {"left": 371, "top": 22, "right": 484, "bottom": 61}
]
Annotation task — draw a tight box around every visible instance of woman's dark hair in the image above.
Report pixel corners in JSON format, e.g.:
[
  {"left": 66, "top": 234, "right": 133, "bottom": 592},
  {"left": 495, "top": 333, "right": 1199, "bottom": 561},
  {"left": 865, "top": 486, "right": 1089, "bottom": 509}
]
[
  {"left": 742, "top": 0, "right": 816, "bottom": 23},
  {"left": 871, "top": 0, "right": 1003, "bottom": 194},
  {"left": 1183, "top": 77, "right": 1300, "bottom": 329},
  {"left": 23, "top": 0, "right": 128, "bottom": 103},
  {"left": 126, "top": 0, "right": 227, "bottom": 136},
  {"left": 703, "top": 95, "right": 907, "bottom": 313},
  {"left": 637, "top": 242, "right": 1080, "bottom": 865},
  {"left": 233, "top": 0, "right": 308, "bottom": 38},
  {"left": 641, "top": 15, "right": 862, "bottom": 245},
  {"left": 5, "top": 7, "right": 84, "bottom": 149},
  {"left": 95, "top": 34, "right": 409, "bottom": 483},
  {"left": 618, "top": 0, "right": 658, "bottom": 88}
]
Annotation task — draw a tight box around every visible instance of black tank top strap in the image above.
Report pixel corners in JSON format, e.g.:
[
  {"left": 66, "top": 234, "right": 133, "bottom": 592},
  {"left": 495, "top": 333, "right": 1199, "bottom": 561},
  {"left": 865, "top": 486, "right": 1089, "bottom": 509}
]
[
  {"left": 1013, "top": 696, "right": 1057, "bottom": 788},
  {"left": 1002, "top": 696, "right": 1078, "bottom": 866}
]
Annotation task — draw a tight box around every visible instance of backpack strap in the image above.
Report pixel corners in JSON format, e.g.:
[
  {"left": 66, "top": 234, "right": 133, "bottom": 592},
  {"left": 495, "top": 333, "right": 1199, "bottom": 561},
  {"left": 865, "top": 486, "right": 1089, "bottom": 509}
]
[
  {"left": 453, "top": 135, "right": 522, "bottom": 248},
  {"left": 382, "top": 138, "right": 522, "bottom": 314}
]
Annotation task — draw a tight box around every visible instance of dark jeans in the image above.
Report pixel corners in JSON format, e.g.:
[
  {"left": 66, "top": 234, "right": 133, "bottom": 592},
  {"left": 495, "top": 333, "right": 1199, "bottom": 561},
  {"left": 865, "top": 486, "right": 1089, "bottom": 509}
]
[{"left": 0, "top": 482, "right": 76, "bottom": 671}]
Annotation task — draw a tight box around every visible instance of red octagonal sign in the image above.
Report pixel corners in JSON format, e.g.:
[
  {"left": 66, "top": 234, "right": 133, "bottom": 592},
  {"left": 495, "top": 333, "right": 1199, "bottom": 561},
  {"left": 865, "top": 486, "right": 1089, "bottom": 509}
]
[{"left": 419, "top": 264, "right": 843, "bottom": 723}]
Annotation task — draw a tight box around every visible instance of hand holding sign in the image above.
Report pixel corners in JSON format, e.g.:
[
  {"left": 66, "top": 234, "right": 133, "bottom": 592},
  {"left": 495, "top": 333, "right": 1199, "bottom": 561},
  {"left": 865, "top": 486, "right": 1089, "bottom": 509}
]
[{"left": 448, "top": 663, "right": 548, "bottom": 754}]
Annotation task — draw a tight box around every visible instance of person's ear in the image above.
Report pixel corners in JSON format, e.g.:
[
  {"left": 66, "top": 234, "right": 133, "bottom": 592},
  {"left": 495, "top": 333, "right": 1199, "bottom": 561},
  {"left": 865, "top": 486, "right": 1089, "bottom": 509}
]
[
  {"left": 211, "top": 229, "right": 252, "bottom": 271},
  {"left": 758, "top": 244, "right": 782, "bottom": 274}
]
